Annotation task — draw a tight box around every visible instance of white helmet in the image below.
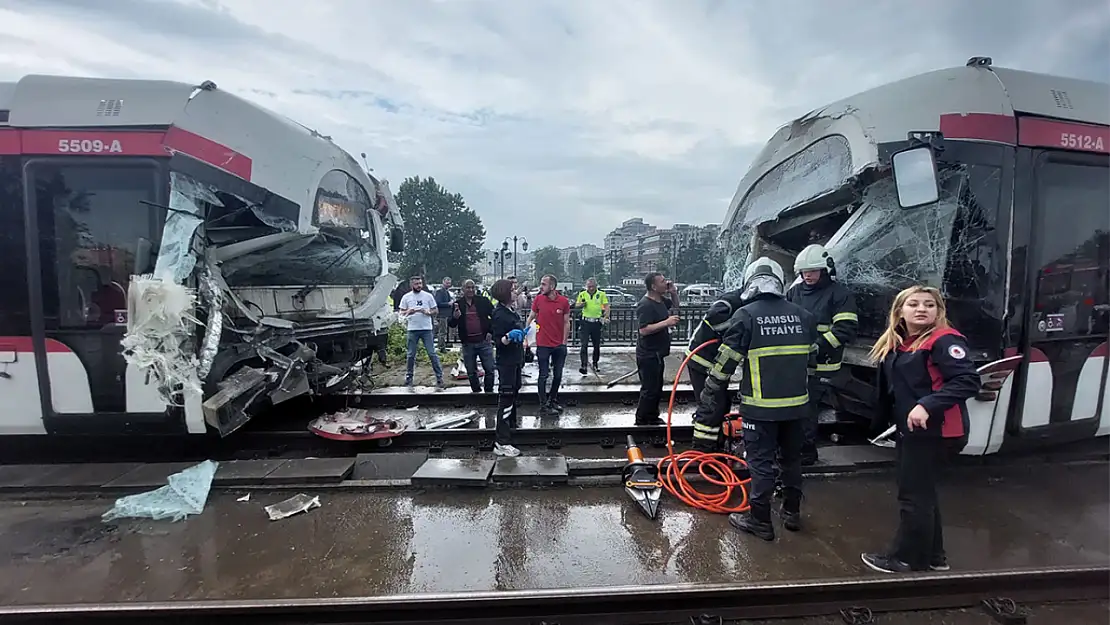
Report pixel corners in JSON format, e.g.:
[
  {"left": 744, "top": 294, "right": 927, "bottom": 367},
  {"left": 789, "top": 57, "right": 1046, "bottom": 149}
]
[
  {"left": 794, "top": 244, "right": 834, "bottom": 274},
  {"left": 743, "top": 256, "right": 786, "bottom": 285}
]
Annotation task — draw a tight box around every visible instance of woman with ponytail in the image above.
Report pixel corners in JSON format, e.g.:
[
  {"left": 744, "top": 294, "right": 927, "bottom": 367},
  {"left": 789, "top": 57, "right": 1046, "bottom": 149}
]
[{"left": 861, "top": 285, "right": 980, "bottom": 574}]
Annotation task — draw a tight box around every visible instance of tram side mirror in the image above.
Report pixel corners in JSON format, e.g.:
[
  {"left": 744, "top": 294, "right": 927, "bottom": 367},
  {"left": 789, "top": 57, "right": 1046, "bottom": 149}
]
[
  {"left": 389, "top": 226, "right": 404, "bottom": 254},
  {"left": 891, "top": 146, "right": 940, "bottom": 209},
  {"left": 134, "top": 237, "right": 154, "bottom": 274}
]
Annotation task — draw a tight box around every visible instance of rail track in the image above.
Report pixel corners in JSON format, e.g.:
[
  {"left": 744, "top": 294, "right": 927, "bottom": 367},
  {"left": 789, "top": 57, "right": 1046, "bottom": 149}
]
[{"left": 0, "top": 565, "right": 1104, "bottom": 624}]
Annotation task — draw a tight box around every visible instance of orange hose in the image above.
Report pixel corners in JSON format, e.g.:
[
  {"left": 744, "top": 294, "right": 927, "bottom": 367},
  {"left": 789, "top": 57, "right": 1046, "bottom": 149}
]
[{"left": 656, "top": 339, "right": 751, "bottom": 514}]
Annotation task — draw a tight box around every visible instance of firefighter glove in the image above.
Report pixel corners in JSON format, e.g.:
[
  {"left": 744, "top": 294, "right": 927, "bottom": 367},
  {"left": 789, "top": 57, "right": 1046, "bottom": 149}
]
[{"left": 507, "top": 329, "right": 526, "bottom": 343}]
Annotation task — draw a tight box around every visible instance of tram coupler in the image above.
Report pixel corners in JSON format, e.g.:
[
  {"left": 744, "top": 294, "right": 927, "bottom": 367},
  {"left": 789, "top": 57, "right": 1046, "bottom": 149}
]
[{"left": 621, "top": 435, "right": 662, "bottom": 520}]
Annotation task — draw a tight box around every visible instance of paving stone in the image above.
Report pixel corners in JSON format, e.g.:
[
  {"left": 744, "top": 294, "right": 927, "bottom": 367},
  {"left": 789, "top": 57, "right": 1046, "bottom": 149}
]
[
  {"left": 0, "top": 465, "right": 65, "bottom": 489},
  {"left": 262, "top": 458, "right": 354, "bottom": 484},
  {"left": 492, "top": 456, "right": 569, "bottom": 484},
  {"left": 353, "top": 453, "right": 428, "bottom": 480},
  {"left": 213, "top": 460, "right": 289, "bottom": 486},
  {"left": 22, "top": 463, "right": 143, "bottom": 489},
  {"left": 410, "top": 458, "right": 495, "bottom": 487},
  {"left": 102, "top": 462, "right": 201, "bottom": 489}
]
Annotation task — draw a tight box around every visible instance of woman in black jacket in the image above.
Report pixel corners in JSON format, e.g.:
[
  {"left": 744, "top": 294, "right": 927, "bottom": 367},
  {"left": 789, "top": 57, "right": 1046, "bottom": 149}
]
[
  {"left": 861, "top": 285, "right": 980, "bottom": 574},
  {"left": 489, "top": 279, "right": 526, "bottom": 458}
]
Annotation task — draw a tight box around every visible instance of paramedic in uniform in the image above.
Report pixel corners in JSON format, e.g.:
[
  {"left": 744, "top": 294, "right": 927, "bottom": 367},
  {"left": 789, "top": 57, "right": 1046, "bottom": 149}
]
[
  {"left": 695, "top": 258, "right": 817, "bottom": 541},
  {"left": 786, "top": 244, "right": 858, "bottom": 464},
  {"left": 686, "top": 285, "right": 747, "bottom": 450}
]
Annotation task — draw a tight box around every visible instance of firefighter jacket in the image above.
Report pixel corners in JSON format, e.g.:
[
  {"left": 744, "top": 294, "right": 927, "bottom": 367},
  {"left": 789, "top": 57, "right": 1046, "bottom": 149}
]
[
  {"left": 699, "top": 294, "right": 818, "bottom": 422},
  {"left": 684, "top": 290, "right": 747, "bottom": 374},
  {"left": 785, "top": 275, "right": 858, "bottom": 374},
  {"left": 873, "top": 327, "right": 981, "bottom": 440}
]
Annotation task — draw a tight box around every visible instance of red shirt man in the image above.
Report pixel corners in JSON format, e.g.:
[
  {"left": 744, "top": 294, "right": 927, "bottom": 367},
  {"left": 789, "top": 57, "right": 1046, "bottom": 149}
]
[{"left": 527, "top": 274, "right": 570, "bottom": 414}]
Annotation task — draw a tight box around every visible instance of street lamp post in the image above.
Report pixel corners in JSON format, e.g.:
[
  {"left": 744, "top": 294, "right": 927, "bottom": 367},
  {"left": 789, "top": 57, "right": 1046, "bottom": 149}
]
[
  {"left": 491, "top": 248, "right": 510, "bottom": 280},
  {"left": 502, "top": 236, "right": 528, "bottom": 278}
]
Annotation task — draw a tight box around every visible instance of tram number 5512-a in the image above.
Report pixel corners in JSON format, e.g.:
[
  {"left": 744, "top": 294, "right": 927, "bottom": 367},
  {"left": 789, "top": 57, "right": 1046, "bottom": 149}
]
[
  {"left": 1060, "top": 132, "right": 1105, "bottom": 152},
  {"left": 57, "top": 138, "right": 124, "bottom": 154}
]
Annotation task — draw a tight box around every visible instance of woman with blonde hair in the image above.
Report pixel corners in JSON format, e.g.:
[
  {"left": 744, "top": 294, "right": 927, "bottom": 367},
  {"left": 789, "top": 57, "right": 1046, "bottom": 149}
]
[{"left": 861, "top": 285, "right": 980, "bottom": 574}]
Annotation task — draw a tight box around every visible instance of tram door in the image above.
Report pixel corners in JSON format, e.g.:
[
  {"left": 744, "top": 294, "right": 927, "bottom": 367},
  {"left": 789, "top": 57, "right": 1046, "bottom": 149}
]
[
  {"left": 1018, "top": 150, "right": 1109, "bottom": 435},
  {"left": 23, "top": 157, "right": 164, "bottom": 418}
]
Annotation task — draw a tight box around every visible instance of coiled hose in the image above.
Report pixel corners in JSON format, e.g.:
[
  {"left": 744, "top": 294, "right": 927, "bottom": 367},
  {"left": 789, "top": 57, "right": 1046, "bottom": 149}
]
[{"left": 656, "top": 339, "right": 752, "bottom": 514}]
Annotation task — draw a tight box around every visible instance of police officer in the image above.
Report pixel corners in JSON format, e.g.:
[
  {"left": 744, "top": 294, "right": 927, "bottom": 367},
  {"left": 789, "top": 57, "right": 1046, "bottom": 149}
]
[
  {"left": 696, "top": 257, "right": 817, "bottom": 541},
  {"left": 786, "top": 244, "right": 858, "bottom": 465},
  {"left": 686, "top": 286, "right": 747, "bottom": 450}
]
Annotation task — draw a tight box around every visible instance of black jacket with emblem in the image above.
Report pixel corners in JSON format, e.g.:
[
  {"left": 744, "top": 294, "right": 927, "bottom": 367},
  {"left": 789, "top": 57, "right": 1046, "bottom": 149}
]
[
  {"left": 684, "top": 289, "right": 747, "bottom": 374},
  {"left": 785, "top": 274, "right": 858, "bottom": 374},
  {"left": 699, "top": 293, "right": 818, "bottom": 422}
]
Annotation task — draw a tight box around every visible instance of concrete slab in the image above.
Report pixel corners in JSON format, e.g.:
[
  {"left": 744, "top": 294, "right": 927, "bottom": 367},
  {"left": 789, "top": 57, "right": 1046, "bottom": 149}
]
[
  {"left": 0, "top": 465, "right": 64, "bottom": 490},
  {"left": 213, "top": 460, "right": 289, "bottom": 486},
  {"left": 353, "top": 453, "right": 428, "bottom": 480},
  {"left": 492, "top": 456, "right": 569, "bottom": 484},
  {"left": 410, "top": 457, "right": 495, "bottom": 486},
  {"left": 262, "top": 458, "right": 354, "bottom": 484},
  {"left": 21, "top": 463, "right": 143, "bottom": 489},
  {"left": 102, "top": 462, "right": 202, "bottom": 489},
  {"left": 816, "top": 445, "right": 895, "bottom": 471}
]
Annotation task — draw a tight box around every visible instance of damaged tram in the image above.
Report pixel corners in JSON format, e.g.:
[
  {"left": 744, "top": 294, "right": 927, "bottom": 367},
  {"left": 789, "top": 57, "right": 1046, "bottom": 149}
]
[
  {"left": 0, "top": 75, "right": 404, "bottom": 438},
  {"left": 720, "top": 57, "right": 1109, "bottom": 455}
]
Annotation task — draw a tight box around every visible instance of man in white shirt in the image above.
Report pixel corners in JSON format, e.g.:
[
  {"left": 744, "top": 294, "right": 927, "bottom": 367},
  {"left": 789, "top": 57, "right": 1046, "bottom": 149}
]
[{"left": 399, "top": 275, "right": 445, "bottom": 388}]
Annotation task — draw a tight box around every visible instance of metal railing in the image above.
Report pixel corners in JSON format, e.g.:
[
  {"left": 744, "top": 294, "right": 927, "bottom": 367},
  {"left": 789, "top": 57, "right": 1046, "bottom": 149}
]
[{"left": 439, "top": 304, "right": 713, "bottom": 347}]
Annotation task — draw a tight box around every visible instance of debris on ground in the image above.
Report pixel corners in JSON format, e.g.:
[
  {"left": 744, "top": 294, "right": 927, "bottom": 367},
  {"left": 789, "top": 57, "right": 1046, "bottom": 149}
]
[
  {"left": 265, "top": 494, "right": 320, "bottom": 521},
  {"left": 423, "top": 411, "right": 477, "bottom": 430},
  {"left": 236, "top": 493, "right": 251, "bottom": 502},
  {"left": 308, "top": 408, "right": 407, "bottom": 441},
  {"left": 102, "top": 460, "right": 218, "bottom": 523}
]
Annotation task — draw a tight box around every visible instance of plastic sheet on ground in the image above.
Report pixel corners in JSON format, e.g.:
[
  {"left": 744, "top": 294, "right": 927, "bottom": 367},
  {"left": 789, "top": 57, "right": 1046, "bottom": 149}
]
[
  {"left": 102, "top": 460, "right": 218, "bottom": 523},
  {"left": 265, "top": 494, "right": 320, "bottom": 521}
]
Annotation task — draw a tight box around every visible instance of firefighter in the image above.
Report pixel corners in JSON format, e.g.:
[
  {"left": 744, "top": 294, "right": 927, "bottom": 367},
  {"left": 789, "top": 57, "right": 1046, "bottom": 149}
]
[
  {"left": 786, "top": 244, "right": 858, "bottom": 465},
  {"left": 696, "top": 257, "right": 817, "bottom": 541},
  {"left": 686, "top": 286, "right": 747, "bottom": 450}
]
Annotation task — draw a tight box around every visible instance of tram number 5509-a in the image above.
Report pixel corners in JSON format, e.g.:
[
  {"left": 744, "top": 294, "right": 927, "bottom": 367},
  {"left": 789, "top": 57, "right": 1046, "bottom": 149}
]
[
  {"left": 57, "top": 138, "right": 124, "bottom": 154},
  {"left": 1059, "top": 132, "right": 1105, "bottom": 152}
]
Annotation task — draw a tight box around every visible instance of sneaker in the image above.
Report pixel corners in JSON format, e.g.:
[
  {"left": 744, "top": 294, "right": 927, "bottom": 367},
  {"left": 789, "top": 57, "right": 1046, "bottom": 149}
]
[
  {"left": 860, "top": 553, "right": 912, "bottom": 574},
  {"left": 405, "top": 379, "right": 414, "bottom": 388},
  {"left": 635, "top": 417, "right": 666, "bottom": 426},
  {"left": 547, "top": 400, "right": 565, "bottom": 413},
  {"left": 493, "top": 443, "right": 521, "bottom": 457},
  {"left": 579, "top": 366, "right": 588, "bottom": 375},
  {"left": 591, "top": 362, "right": 600, "bottom": 373},
  {"left": 929, "top": 557, "right": 950, "bottom": 571},
  {"left": 436, "top": 379, "right": 446, "bottom": 390},
  {"left": 728, "top": 512, "right": 775, "bottom": 541}
]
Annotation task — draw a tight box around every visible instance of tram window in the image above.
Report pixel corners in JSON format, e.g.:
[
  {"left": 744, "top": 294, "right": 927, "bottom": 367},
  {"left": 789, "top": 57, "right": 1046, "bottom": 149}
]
[
  {"left": 29, "top": 163, "right": 161, "bottom": 329},
  {"left": 314, "top": 169, "right": 372, "bottom": 230},
  {"left": 944, "top": 165, "right": 1002, "bottom": 302},
  {"left": 0, "top": 156, "right": 29, "bottom": 335},
  {"left": 1034, "top": 160, "right": 1109, "bottom": 334}
]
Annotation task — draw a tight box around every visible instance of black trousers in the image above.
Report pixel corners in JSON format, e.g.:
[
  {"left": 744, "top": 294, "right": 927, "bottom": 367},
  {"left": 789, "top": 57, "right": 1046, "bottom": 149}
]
[
  {"left": 801, "top": 376, "right": 827, "bottom": 462},
  {"left": 689, "top": 366, "right": 732, "bottom": 447},
  {"left": 742, "top": 418, "right": 804, "bottom": 522},
  {"left": 495, "top": 362, "right": 523, "bottom": 445},
  {"left": 579, "top": 319, "right": 603, "bottom": 368},
  {"left": 890, "top": 435, "right": 961, "bottom": 570},
  {"left": 634, "top": 354, "right": 666, "bottom": 422}
]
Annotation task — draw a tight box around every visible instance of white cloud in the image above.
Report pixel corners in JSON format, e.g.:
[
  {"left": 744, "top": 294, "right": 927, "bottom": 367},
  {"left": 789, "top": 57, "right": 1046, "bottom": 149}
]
[{"left": 0, "top": 0, "right": 1106, "bottom": 248}]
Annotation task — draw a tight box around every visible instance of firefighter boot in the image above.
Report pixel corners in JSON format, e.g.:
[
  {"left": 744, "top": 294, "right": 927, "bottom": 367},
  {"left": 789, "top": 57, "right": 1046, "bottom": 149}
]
[
  {"left": 780, "top": 499, "right": 802, "bottom": 532},
  {"left": 728, "top": 511, "right": 775, "bottom": 541}
]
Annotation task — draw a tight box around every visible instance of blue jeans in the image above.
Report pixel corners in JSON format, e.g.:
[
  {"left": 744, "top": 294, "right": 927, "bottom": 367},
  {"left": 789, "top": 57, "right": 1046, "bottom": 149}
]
[
  {"left": 461, "top": 341, "right": 496, "bottom": 392},
  {"left": 405, "top": 329, "right": 443, "bottom": 383}
]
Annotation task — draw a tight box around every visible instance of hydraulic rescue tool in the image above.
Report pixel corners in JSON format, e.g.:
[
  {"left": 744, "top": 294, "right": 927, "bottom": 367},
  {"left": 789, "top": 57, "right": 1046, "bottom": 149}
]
[{"left": 621, "top": 435, "right": 663, "bottom": 519}]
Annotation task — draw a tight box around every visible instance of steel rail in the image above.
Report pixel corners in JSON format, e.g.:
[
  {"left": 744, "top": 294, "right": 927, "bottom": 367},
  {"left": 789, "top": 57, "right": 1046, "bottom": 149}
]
[{"left": 0, "top": 565, "right": 1105, "bottom": 624}]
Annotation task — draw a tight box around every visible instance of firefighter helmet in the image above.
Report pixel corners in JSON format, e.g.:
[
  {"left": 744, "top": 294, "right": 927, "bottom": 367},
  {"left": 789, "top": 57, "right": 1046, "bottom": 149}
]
[
  {"left": 794, "top": 244, "right": 835, "bottom": 273},
  {"left": 742, "top": 257, "right": 786, "bottom": 286}
]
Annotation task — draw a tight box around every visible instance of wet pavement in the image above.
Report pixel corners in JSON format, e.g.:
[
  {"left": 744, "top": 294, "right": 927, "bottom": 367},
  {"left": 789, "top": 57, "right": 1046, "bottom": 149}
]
[
  {"left": 0, "top": 462, "right": 1104, "bottom": 605},
  {"left": 729, "top": 601, "right": 1110, "bottom": 624},
  {"left": 372, "top": 347, "right": 693, "bottom": 389}
]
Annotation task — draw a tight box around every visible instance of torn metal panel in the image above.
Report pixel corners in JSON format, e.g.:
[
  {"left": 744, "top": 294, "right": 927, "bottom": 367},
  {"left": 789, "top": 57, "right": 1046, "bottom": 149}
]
[
  {"left": 196, "top": 268, "right": 224, "bottom": 379},
  {"left": 153, "top": 172, "right": 209, "bottom": 284}
]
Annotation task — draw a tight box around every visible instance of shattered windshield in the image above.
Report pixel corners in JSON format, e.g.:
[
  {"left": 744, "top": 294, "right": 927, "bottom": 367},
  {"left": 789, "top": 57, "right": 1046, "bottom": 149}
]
[
  {"left": 827, "top": 170, "right": 963, "bottom": 289},
  {"left": 226, "top": 231, "right": 383, "bottom": 286}
]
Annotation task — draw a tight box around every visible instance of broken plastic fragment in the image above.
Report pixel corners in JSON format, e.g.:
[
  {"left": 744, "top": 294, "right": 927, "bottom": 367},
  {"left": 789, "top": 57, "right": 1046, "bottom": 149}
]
[
  {"left": 265, "top": 494, "right": 320, "bottom": 521},
  {"left": 119, "top": 275, "right": 203, "bottom": 401},
  {"left": 237, "top": 493, "right": 251, "bottom": 502},
  {"left": 102, "top": 460, "right": 218, "bottom": 523}
]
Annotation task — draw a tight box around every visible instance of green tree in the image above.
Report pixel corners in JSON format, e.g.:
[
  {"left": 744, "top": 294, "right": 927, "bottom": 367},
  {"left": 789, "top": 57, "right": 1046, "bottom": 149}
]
[
  {"left": 531, "top": 245, "right": 564, "bottom": 282},
  {"left": 611, "top": 257, "right": 636, "bottom": 282},
  {"left": 393, "top": 176, "right": 485, "bottom": 281},
  {"left": 580, "top": 256, "right": 604, "bottom": 282},
  {"left": 566, "top": 251, "right": 582, "bottom": 282}
]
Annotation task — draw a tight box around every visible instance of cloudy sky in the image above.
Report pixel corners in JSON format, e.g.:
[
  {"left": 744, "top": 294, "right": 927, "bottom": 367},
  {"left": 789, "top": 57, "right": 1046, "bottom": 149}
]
[{"left": 1, "top": 0, "right": 1107, "bottom": 248}]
